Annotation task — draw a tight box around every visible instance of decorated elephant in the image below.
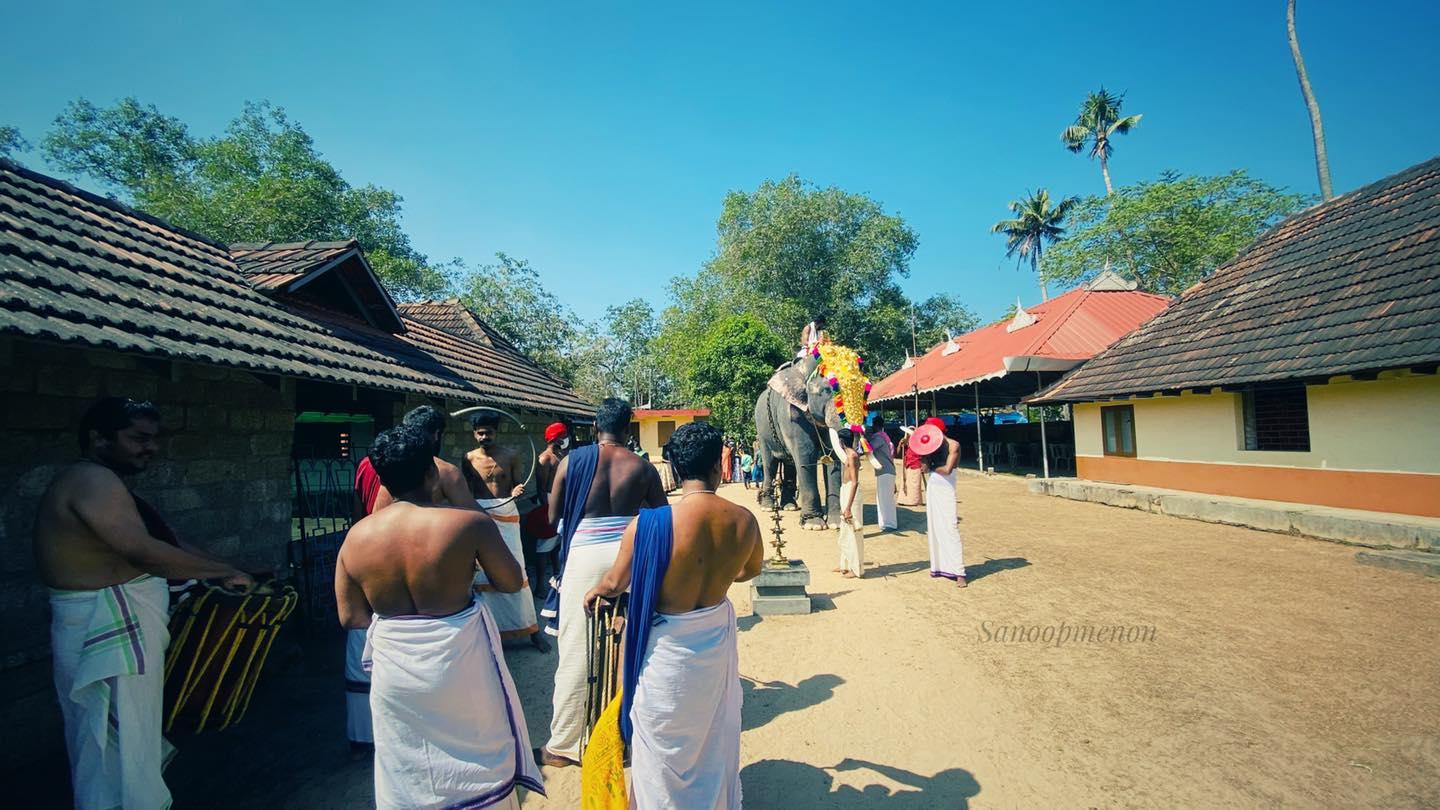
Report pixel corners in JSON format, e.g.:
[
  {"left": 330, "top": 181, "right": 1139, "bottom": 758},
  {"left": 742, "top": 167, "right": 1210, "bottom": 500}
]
[{"left": 754, "top": 352, "right": 842, "bottom": 530}]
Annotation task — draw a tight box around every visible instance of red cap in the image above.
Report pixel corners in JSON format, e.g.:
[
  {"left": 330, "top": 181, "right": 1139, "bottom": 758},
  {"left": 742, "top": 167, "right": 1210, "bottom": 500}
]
[
  {"left": 924, "top": 417, "right": 945, "bottom": 430},
  {"left": 544, "top": 422, "right": 568, "bottom": 443},
  {"left": 912, "top": 424, "right": 946, "bottom": 456}
]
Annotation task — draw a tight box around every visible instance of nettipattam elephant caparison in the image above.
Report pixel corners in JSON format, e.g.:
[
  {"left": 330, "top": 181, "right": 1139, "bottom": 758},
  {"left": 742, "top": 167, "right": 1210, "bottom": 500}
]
[{"left": 754, "top": 352, "right": 843, "bottom": 530}]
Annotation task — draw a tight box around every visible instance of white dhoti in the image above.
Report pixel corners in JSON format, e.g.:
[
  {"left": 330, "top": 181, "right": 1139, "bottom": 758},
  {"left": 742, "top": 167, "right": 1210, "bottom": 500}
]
[
  {"left": 49, "top": 575, "right": 172, "bottom": 810},
  {"left": 365, "top": 599, "right": 544, "bottom": 809},
  {"left": 876, "top": 472, "right": 898, "bottom": 529},
  {"left": 474, "top": 498, "right": 538, "bottom": 638},
  {"left": 926, "top": 469, "right": 966, "bottom": 580},
  {"left": 837, "top": 481, "right": 865, "bottom": 578},
  {"left": 345, "top": 628, "right": 373, "bottom": 745},
  {"left": 630, "top": 599, "right": 742, "bottom": 810},
  {"left": 545, "top": 515, "right": 632, "bottom": 759}
]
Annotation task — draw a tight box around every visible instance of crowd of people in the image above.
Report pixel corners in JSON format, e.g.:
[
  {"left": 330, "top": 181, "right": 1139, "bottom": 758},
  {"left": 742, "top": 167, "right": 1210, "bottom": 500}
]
[{"left": 34, "top": 388, "right": 967, "bottom": 809}]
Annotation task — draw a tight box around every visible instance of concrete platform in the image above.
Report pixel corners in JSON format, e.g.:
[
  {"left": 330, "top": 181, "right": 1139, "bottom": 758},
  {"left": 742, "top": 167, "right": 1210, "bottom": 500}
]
[
  {"left": 1355, "top": 549, "right": 1440, "bottom": 577},
  {"left": 1028, "top": 478, "right": 1440, "bottom": 551},
  {"left": 751, "top": 559, "right": 813, "bottom": 615}
]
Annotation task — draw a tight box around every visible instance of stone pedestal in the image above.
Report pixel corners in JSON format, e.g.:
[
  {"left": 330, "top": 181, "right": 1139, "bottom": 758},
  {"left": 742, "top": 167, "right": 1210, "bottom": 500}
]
[{"left": 750, "top": 559, "right": 812, "bottom": 615}]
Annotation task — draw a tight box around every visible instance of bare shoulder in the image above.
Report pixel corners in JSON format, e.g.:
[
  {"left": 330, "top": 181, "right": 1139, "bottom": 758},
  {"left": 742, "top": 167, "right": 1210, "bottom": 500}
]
[{"left": 48, "top": 461, "right": 122, "bottom": 499}]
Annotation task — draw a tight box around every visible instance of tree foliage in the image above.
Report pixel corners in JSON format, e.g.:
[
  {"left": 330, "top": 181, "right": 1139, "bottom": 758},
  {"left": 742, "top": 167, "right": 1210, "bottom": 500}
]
[
  {"left": 42, "top": 98, "right": 446, "bottom": 298},
  {"left": 457, "top": 252, "right": 584, "bottom": 377},
  {"left": 1062, "top": 88, "right": 1142, "bottom": 195},
  {"left": 0, "top": 125, "right": 31, "bottom": 159},
  {"left": 689, "top": 313, "right": 789, "bottom": 439},
  {"left": 1045, "top": 171, "right": 1309, "bottom": 297},
  {"left": 990, "top": 188, "right": 1078, "bottom": 301}
]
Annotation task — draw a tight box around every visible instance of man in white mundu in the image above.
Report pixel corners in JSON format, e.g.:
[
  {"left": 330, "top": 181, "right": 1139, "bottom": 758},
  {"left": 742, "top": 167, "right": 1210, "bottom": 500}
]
[
  {"left": 913, "top": 419, "right": 967, "bottom": 588},
  {"left": 583, "top": 422, "right": 763, "bottom": 809},
  {"left": 337, "top": 425, "right": 543, "bottom": 809},
  {"left": 464, "top": 410, "right": 546, "bottom": 650},
  {"left": 539, "top": 398, "right": 666, "bottom": 768}
]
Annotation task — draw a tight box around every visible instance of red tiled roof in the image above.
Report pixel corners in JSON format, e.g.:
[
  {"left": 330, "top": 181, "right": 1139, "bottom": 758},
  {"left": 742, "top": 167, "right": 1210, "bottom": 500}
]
[
  {"left": 633, "top": 408, "right": 710, "bottom": 418},
  {"left": 869, "top": 285, "right": 1170, "bottom": 403},
  {"left": 1033, "top": 155, "right": 1440, "bottom": 402}
]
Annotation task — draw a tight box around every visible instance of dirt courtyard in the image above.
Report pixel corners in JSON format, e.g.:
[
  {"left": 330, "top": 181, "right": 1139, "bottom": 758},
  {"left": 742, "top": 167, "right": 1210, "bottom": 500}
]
[{"left": 45, "top": 470, "right": 1438, "bottom": 808}]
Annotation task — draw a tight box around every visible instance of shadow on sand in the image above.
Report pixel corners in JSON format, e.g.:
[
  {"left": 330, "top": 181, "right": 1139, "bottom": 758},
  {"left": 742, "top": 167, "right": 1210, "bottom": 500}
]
[
  {"left": 741, "top": 674, "right": 844, "bottom": 731},
  {"left": 965, "top": 557, "right": 1031, "bottom": 582},
  {"left": 740, "top": 757, "right": 980, "bottom": 808}
]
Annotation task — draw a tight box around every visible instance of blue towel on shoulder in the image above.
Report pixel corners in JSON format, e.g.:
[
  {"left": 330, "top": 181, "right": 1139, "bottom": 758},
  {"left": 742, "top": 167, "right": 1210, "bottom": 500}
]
[
  {"left": 541, "top": 443, "right": 599, "bottom": 635},
  {"left": 619, "top": 505, "right": 673, "bottom": 744}
]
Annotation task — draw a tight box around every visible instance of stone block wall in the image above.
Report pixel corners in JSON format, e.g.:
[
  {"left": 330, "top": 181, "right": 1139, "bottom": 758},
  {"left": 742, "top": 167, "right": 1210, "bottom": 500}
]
[{"left": 0, "top": 337, "right": 296, "bottom": 770}]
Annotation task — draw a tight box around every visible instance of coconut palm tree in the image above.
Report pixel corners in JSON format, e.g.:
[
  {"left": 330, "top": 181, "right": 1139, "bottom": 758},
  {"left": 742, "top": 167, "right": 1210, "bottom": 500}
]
[
  {"left": 1062, "top": 89, "right": 1143, "bottom": 195},
  {"left": 1287, "top": 0, "right": 1334, "bottom": 200},
  {"left": 991, "top": 189, "right": 1078, "bottom": 301}
]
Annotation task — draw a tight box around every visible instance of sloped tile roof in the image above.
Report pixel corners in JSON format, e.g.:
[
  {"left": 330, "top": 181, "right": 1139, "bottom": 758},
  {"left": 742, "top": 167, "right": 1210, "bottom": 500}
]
[
  {"left": 1033, "top": 155, "right": 1440, "bottom": 403},
  {"left": 229, "top": 240, "right": 358, "bottom": 291},
  {"left": 0, "top": 159, "right": 592, "bottom": 417},
  {"left": 868, "top": 286, "right": 1170, "bottom": 403}
]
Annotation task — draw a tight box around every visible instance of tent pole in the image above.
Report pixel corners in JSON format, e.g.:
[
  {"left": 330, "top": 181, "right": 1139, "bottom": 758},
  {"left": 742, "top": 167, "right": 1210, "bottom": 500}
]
[
  {"left": 974, "top": 385, "right": 985, "bottom": 473},
  {"left": 1036, "top": 371, "right": 1050, "bottom": 479}
]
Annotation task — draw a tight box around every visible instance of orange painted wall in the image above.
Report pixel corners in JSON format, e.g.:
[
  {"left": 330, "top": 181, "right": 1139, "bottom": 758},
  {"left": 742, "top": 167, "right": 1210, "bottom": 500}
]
[{"left": 1077, "top": 456, "right": 1440, "bottom": 517}]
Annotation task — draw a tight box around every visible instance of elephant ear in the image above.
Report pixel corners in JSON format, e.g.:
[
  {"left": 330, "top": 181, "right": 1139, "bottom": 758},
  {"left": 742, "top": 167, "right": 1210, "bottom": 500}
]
[
  {"left": 767, "top": 363, "right": 809, "bottom": 413},
  {"left": 823, "top": 398, "right": 843, "bottom": 431}
]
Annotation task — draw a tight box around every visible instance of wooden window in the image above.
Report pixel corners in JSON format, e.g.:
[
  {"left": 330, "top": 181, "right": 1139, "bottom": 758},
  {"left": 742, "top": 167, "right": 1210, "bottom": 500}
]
[
  {"left": 1242, "top": 387, "right": 1310, "bottom": 451},
  {"left": 657, "top": 420, "right": 677, "bottom": 448},
  {"left": 1101, "top": 405, "right": 1136, "bottom": 457}
]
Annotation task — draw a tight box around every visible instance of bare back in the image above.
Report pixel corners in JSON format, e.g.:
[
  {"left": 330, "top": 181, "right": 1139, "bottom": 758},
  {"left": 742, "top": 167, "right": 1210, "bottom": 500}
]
[
  {"left": 336, "top": 502, "right": 520, "bottom": 624},
  {"left": 657, "top": 496, "right": 763, "bottom": 614},
  {"left": 584, "top": 445, "right": 665, "bottom": 518}
]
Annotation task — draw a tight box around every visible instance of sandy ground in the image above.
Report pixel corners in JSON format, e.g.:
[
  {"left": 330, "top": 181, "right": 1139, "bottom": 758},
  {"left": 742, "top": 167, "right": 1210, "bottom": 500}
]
[{"left": 19, "top": 470, "right": 1440, "bottom": 808}]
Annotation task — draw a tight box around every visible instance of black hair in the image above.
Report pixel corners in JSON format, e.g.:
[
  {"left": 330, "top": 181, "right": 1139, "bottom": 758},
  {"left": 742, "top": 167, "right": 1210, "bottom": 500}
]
[
  {"left": 595, "top": 397, "right": 633, "bottom": 436},
  {"left": 403, "top": 405, "right": 447, "bottom": 436},
  {"left": 811, "top": 314, "right": 827, "bottom": 326},
  {"left": 368, "top": 424, "right": 435, "bottom": 496},
  {"left": 469, "top": 410, "right": 501, "bottom": 430},
  {"left": 836, "top": 428, "right": 855, "bottom": 450},
  {"left": 664, "top": 422, "right": 723, "bottom": 481},
  {"left": 79, "top": 397, "right": 161, "bottom": 451}
]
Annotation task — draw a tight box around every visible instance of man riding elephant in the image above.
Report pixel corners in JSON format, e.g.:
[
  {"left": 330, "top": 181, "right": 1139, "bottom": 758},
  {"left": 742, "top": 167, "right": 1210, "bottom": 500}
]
[{"left": 754, "top": 351, "right": 843, "bottom": 530}]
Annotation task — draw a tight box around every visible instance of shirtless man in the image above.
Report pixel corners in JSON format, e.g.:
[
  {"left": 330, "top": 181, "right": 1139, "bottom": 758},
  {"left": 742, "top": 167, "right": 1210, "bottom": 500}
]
[
  {"left": 336, "top": 425, "right": 542, "bottom": 809},
  {"left": 367, "top": 406, "right": 472, "bottom": 513},
  {"left": 540, "top": 397, "right": 665, "bottom": 766},
  {"left": 583, "top": 422, "right": 762, "bottom": 807},
  {"left": 463, "top": 411, "right": 527, "bottom": 502},
  {"left": 522, "top": 422, "right": 569, "bottom": 598},
  {"left": 35, "top": 397, "right": 251, "bottom": 810}
]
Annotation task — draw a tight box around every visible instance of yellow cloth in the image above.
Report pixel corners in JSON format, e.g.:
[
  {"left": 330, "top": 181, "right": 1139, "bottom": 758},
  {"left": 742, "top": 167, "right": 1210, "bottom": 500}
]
[{"left": 581, "top": 689, "right": 627, "bottom": 810}]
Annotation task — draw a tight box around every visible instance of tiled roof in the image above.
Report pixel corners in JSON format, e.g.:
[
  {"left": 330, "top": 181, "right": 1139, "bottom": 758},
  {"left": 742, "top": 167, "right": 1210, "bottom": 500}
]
[
  {"left": 229, "top": 240, "right": 359, "bottom": 292},
  {"left": 397, "top": 300, "right": 590, "bottom": 415},
  {"left": 397, "top": 299, "right": 521, "bottom": 352},
  {"left": 1033, "top": 156, "right": 1440, "bottom": 403},
  {"left": 868, "top": 285, "right": 1170, "bottom": 403},
  {"left": 0, "top": 159, "right": 592, "bottom": 417}
]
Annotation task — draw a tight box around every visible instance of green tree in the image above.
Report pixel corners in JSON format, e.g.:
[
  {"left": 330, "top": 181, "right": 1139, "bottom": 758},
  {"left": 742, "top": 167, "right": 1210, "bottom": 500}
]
[
  {"left": 1044, "top": 171, "right": 1308, "bottom": 296},
  {"left": 457, "top": 252, "right": 584, "bottom": 379},
  {"left": 990, "top": 189, "right": 1078, "bottom": 301},
  {"left": 1062, "top": 88, "right": 1143, "bottom": 195},
  {"left": 42, "top": 98, "right": 446, "bottom": 298},
  {"left": 657, "top": 175, "right": 926, "bottom": 382},
  {"left": 1287, "top": 0, "right": 1334, "bottom": 200},
  {"left": 604, "top": 298, "right": 663, "bottom": 405},
  {"left": 689, "top": 313, "right": 789, "bottom": 438},
  {"left": 1, "top": 126, "right": 31, "bottom": 159}
]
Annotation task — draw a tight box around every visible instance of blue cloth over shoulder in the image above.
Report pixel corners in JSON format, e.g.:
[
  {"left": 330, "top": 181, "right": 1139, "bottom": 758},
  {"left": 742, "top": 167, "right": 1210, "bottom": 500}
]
[
  {"left": 541, "top": 443, "right": 599, "bottom": 636},
  {"left": 619, "top": 505, "right": 673, "bottom": 744}
]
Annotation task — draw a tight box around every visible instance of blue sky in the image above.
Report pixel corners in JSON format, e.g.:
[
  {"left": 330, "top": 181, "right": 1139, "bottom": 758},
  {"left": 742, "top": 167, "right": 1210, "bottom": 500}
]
[{"left": 4, "top": 1, "right": 1437, "bottom": 323}]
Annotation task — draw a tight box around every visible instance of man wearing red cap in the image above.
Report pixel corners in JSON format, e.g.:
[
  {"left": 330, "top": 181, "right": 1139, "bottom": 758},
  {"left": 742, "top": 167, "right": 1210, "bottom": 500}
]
[
  {"left": 914, "top": 418, "right": 966, "bottom": 588},
  {"left": 523, "top": 422, "right": 570, "bottom": 599}
]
